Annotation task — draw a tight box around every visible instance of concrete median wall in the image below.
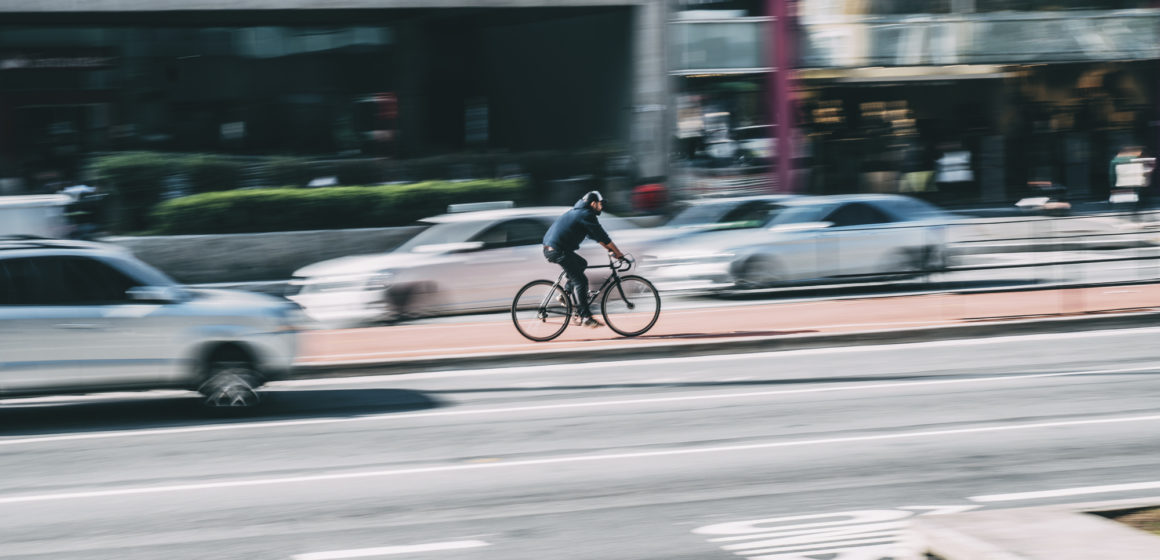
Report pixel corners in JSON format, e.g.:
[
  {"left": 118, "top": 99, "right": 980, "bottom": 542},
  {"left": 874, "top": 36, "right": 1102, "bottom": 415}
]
[{"left": 105, "top": 226, "right": 425, "bottom": 284}]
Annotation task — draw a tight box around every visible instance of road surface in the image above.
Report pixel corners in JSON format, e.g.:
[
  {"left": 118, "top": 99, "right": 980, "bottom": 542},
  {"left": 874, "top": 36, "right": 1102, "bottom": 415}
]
[{"left": 2, "top": 327, "right": 1159, "bottom": 559}]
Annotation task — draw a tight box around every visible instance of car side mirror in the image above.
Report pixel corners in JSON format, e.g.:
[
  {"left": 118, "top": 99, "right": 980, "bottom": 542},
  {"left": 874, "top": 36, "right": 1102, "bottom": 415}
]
[{"left": 127, "top": 285, "right": 187, "bottom": 304}]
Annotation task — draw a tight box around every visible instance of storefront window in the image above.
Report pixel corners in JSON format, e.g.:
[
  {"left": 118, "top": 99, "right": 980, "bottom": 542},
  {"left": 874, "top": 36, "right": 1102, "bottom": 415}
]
[{"left": 672, "top": 21, "right": 768, "bottom": 73}]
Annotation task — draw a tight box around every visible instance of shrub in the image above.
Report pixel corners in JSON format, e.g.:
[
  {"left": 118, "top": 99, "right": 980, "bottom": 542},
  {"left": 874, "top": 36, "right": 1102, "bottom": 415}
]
[
  {"left": 266, "top": 157, "right": 319, "bottom": 188},
  {"left": 151, "top": 178, "right": 529, "bottom": 234},
  {"left": 185, "top": 154, "right": 244, "bottom": 193},
  {"left": 90, "top": 151, "right": 172, "bottom": 232}
]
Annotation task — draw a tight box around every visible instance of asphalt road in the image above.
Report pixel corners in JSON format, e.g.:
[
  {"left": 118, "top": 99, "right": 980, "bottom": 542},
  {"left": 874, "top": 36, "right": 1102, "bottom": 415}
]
[{"left": 2, "top": 327, "right": 1160, "bottom": 559}]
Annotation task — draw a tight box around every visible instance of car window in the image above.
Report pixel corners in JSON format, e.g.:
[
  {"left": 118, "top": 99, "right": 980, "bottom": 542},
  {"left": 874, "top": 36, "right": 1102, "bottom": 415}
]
[
  {"left": 768, "top": 204, "right": 832, "bottom": 225},
  {"left": 667, "top": 203, "right": 731, "bottom": 228},
  {"left": 398, "top": 221, "right": 489, "bottom": 251},
  {"left": 719, "top": 201, "right": 781, "bottom": 227},
  {"left": 0, "top": 256, "right": 139, "bottom": 305},
  {"left": 506, "top": 219, "right": 549, "bottom": 246},
  {"left": 824, "top": 203, "right": 893, "bottom": 228},
  {"left": 474, "top": 219, "right": 549, "bottom": 248}
]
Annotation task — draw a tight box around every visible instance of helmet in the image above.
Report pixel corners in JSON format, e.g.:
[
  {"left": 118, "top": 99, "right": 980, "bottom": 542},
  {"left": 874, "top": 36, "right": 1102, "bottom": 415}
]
[{"left": 582, "top": 190, "right": 605, "bottom": 205}]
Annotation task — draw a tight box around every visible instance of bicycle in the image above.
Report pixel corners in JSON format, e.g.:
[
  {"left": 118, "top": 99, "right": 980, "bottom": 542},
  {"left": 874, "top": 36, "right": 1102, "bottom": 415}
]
[{"left": 511, "top": 253, "right": 661, "bottom": 341}]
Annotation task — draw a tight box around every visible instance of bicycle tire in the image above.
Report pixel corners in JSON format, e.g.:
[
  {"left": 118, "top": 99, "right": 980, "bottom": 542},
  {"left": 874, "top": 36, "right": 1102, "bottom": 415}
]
[
  {"left": 511, "top": 280, "right": 572, "bottom": 342},
  {"left": 601, "top": 275, "right": 661, "bottom": 337}
]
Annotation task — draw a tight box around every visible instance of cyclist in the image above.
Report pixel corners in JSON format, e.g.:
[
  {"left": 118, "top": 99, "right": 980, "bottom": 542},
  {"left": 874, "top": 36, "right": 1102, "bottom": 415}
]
[{"left": 543, "top": 190, "right": 628, "bottom": 328}]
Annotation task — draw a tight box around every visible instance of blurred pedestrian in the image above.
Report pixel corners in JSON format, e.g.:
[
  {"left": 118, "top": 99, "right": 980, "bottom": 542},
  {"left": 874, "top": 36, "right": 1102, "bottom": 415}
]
[
  {"left": 935, "top": 141, "right": 974, "bottom": 205},
  {"left": 1109, "top": 146, "right": 1155, "bottom": 218}
]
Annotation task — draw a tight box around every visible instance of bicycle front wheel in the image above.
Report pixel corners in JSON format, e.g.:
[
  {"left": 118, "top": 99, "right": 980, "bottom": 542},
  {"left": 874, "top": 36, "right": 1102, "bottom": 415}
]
[
  {"left": 511, "top": 280, "right": 572, "bottom": 342},
  {"left": 601, "top": 275, "right": 661, "bottom": 337}
]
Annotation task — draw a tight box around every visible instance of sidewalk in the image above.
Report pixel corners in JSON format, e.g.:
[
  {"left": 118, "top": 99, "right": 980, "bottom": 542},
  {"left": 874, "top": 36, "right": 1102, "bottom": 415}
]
[{"left": 294, "top": 282, "right": 1160, "bottom": 374}]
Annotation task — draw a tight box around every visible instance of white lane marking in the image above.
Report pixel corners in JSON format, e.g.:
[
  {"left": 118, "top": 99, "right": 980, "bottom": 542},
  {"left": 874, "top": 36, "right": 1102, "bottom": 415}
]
[
  {"left": 970, "top": 481, "right": 1160, "bottom": 503},
  {"left": 3, "top": 413, "right": 1160, "bottom": 505},
  {"left": 291, "top": 540, "right": 490, "bottom": 560},
  {"left": 2, "top": 365, "right": 1153, "bottom": 448},
  {"left": 287, "top": 325, "right": 1160, "bottom": 386}
]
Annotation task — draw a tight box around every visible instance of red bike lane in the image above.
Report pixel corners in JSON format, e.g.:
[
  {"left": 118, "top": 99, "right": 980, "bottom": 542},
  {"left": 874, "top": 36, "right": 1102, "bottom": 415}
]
[{"left": 296, "top": 283, "right": 1160, "bottom": 366}]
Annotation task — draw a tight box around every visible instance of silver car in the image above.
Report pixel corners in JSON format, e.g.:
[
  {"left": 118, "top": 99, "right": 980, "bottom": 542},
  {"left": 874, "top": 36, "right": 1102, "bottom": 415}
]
[
  {"left": 0, "top": 236, "right": 301, "bottom": 408},
  {"left": 287, "top": 206, "right": 662, "bottom": 327},
  {"left": 641, "top": 194, "right": 952, "bottom": 291}
]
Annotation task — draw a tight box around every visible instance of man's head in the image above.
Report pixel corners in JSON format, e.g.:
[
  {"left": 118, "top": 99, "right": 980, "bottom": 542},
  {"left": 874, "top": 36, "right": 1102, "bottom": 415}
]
[{"left": 582, "top": 191, "right": 605, "bottom": 215}]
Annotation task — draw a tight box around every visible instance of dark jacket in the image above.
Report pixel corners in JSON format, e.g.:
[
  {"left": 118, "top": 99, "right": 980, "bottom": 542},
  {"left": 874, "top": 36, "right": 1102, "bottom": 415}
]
[{"left": 543, "top": 199, "right": 612, "bottom": 252}]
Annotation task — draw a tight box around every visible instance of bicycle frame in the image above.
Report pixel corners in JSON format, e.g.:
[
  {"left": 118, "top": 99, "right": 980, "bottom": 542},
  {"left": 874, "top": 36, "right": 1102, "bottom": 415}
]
[{"left": 541, "top": 255, "right": 635, "bottom": 315}]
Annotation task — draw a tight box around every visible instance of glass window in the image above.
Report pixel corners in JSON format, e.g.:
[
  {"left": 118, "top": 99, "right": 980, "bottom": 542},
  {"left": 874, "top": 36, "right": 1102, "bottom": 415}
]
[
  {"left": 474, "top": 219, "right": 549, "bottom": 248},
  {"left": 768, "top": 204, "right": 834, "bottom": 225},
  {"left": 398, "top": 221, "right": 487, "bottom": 251},
  {"left": 825, "top": 203, "right": 893, "bottom": 227},
  {"left": 0, "top": 256, "right": 138, "bottom": 305},
  {"left": 505, "top": 219, "right": 549, "bottom": 246},
  {"left": 672, "top": 21, "right": 767, "bottom": 71}
]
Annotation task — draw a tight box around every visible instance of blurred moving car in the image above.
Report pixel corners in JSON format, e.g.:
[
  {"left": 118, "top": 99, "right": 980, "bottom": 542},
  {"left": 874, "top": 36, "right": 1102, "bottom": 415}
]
[
  {"left": 640, "top": 194, "right": 951, "bottom": 291},
  {"left": 0, "top": 236, "right": 301, "bottom": 408},
  {"left": 287, "top": 206, "right": 662, "bottom": 327},
  {"left": 662, "top": 195, "right": 797, "bottom": 233}
]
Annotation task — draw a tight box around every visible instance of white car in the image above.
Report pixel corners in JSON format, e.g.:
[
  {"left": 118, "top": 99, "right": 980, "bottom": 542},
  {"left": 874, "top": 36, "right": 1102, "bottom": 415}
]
[
  {"left": 287, "top": 207, "right": 666, "bottom": 327},
  {"left": 0, "top": 236, "right": 301, "bottom": 408},
  {"left": 640, "top": 194, "right": 952, "bottom": 291}
]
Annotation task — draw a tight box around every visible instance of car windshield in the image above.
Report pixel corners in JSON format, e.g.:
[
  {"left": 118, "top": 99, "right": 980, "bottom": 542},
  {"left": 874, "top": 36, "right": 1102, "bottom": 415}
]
[
  {"left": 396, "top": 220, "right": 490, "bottom": 252},
  {"left": 767, "top": 204, "right": 833, "bottom": 226},
  {"left": 666, "top": 203, "right": 734, "bottom": 228}
]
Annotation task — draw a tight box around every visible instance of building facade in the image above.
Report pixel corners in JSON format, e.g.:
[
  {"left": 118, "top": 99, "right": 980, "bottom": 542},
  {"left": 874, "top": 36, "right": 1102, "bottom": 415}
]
[
  {"left": 0, "top": 0, "right": 670, "bottom": 196},
  {"left": 3, "top": 0, "right": 1157, "bottom": 206},
  {"left": 669, "top": 0, "right": 1160, "bottom": 204}
]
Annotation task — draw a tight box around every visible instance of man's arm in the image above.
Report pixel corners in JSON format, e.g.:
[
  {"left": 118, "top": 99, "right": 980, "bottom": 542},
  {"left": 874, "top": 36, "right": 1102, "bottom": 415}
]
[{"left": 600, "top": 241, "right": 626, "bottom": 260}]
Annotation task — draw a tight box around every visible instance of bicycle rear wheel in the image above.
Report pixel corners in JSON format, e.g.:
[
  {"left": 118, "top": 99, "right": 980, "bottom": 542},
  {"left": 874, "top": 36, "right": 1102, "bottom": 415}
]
[
  {"left": 601, "top": 275, "right": 660, "bottom": 337},
  {"left": 511, "top": 280, "right": 572, "bottom": 342}
]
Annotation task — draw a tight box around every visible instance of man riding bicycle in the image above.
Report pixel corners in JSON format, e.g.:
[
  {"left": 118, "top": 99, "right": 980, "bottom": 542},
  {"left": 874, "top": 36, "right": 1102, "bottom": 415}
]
[{"left": 543, "top": 191, "right": 628, "bottom": 328}]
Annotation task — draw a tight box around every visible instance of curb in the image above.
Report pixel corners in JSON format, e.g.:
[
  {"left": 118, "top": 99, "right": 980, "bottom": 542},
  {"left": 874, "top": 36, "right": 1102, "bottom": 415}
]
[
  {"left": 905, "top": 497, "right": 1160, "bottom": 560},
  {"left": 291, "top": 308, "right": 1160, "bottom": 378}
]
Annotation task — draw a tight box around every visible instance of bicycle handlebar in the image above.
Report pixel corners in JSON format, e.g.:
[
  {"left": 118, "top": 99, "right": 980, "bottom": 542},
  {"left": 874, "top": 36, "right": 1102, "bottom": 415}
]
[{"left": 609, "top": 252, "right": 634, "bottom": 272}]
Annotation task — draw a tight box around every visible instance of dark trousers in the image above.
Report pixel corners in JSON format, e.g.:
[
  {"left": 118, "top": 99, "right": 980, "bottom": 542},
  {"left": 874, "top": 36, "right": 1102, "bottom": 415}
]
[{"left": 543, "top": 246, "right": 592, "bottom": 318}]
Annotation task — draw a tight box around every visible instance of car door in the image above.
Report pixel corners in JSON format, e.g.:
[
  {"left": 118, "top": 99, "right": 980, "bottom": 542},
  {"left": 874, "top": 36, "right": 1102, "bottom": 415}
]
[
  {"left": 819, "top": 202, "right": 900, "bottom": 279},
  {"left": 460, "top": 218, "right": 551, "bottom": 310},
  {"left": 0, "top": 255, "right": 174, "bottom": 394}
]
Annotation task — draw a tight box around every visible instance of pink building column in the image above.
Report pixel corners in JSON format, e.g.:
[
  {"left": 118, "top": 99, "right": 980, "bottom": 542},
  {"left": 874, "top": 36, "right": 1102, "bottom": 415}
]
[{"left": 768, "top": 0, "right": 799, "bottom": 193}]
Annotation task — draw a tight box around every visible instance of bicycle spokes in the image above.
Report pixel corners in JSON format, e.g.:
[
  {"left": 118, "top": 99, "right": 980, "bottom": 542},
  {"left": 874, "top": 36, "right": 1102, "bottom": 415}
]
[{"left": 512, "top": 280, "right": 572, "bottom": 342}]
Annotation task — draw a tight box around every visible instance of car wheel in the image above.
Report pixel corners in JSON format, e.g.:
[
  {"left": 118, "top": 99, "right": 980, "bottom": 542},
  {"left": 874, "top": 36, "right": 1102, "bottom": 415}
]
[
  {"left": 735, "top": 256, "right": 779, "bottom": 289},
  {"left": 199, "top": 355, "right": 263, "bottom": 410}
]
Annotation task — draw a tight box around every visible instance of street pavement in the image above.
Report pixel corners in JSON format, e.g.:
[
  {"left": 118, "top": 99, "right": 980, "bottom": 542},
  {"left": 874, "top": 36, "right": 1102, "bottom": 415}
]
[{"left": 3, "top": 327, "right": 1160, "bottom": 559}]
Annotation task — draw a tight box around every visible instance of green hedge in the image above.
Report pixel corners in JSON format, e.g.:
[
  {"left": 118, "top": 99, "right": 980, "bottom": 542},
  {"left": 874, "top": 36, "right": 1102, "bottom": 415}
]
[{"left": 150, "top": 178, "right": 529, "bottom": 234}]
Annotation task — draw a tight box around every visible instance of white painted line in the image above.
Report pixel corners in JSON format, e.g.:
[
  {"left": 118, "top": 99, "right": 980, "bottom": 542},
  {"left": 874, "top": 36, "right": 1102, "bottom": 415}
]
[
  {"left": 970, "top": 481, "right": 1160, "bottom": 503},
  {"left": 3, "top": 413, "right": 1160, "bottom": 505},
  {"left": 3, "top": 364, "right": 1155, "bottom": 448},
  {"left": 2, "top": 365, "right": 1153, "bottom": 448},
  {"left": 291, "top": 540, "right": 490, "bottom": 560}
]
